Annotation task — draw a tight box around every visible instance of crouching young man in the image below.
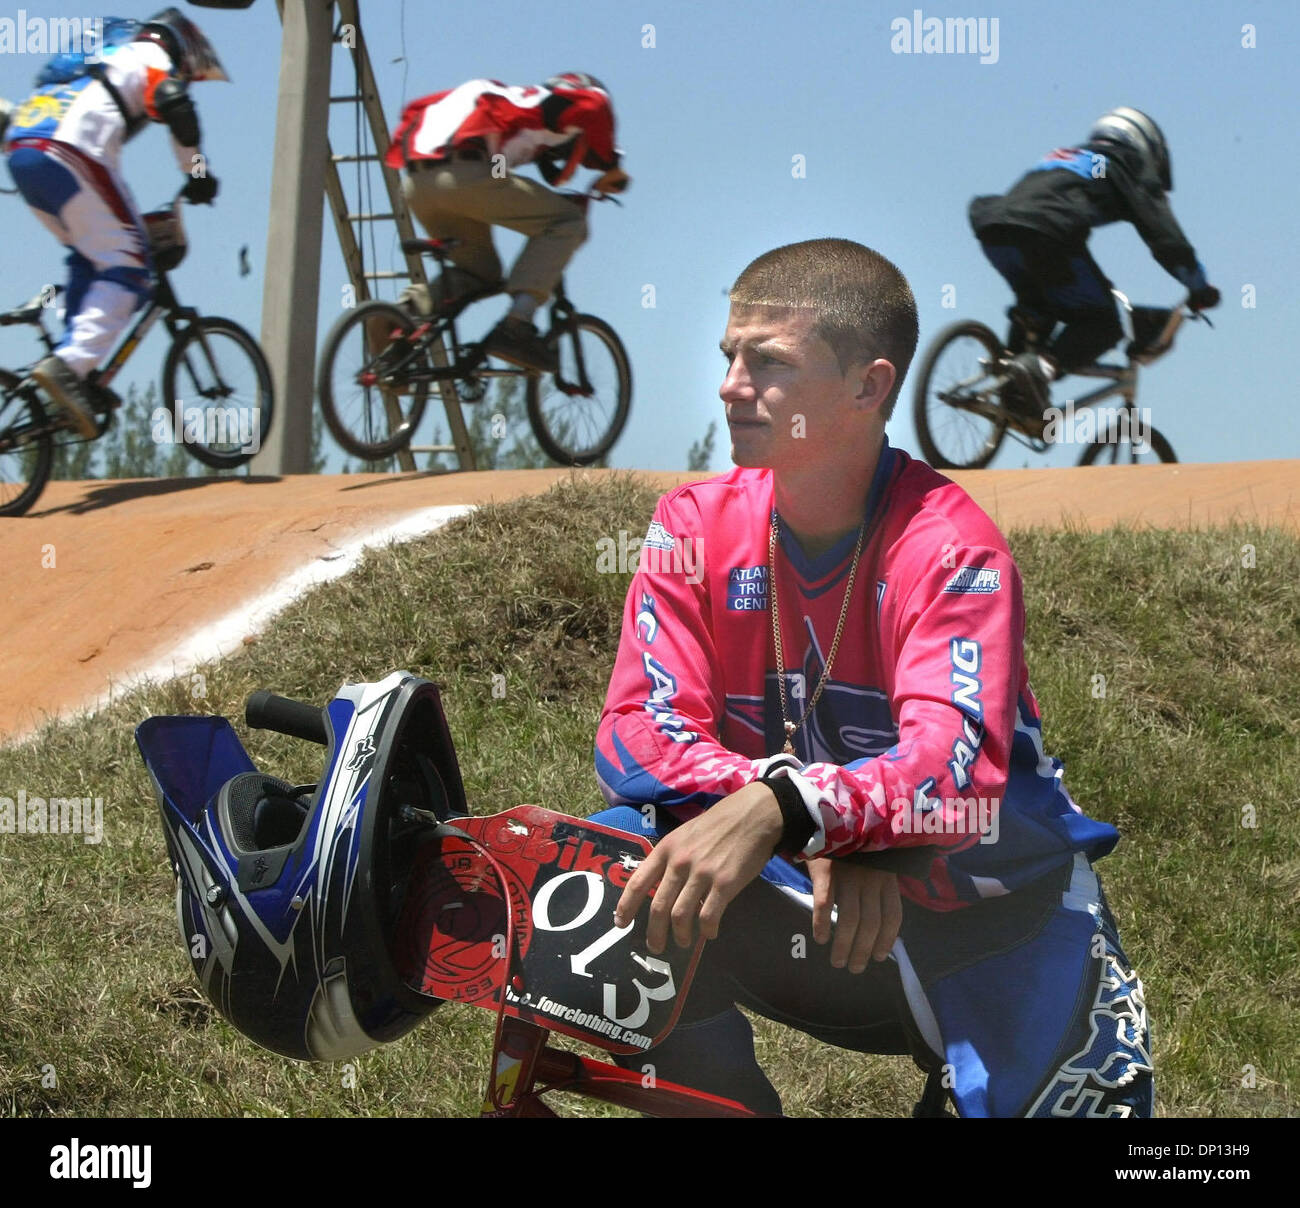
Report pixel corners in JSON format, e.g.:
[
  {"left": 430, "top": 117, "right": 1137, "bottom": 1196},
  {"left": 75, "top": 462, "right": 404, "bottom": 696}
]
[{"left": 590, "top": 238, "right": 1152, "bottom": 1117}]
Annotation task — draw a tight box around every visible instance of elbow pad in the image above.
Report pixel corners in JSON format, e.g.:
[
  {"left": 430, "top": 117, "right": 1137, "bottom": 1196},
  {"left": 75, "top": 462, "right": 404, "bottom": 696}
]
[{"left": 153, "top": 77, "right": 201, "bottom": 148}]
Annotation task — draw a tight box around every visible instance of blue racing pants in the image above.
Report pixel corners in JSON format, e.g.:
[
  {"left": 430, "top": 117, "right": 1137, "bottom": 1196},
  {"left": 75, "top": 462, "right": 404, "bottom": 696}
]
[{"left": 590, "top": 805, "right": 1153, "bottom": 1118}]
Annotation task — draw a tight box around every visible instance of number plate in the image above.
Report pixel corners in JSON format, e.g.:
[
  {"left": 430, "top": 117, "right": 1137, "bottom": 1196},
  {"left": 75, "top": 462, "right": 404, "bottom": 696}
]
[{"left": 394, "top": 805, "right": 702, "bottom": 1055}]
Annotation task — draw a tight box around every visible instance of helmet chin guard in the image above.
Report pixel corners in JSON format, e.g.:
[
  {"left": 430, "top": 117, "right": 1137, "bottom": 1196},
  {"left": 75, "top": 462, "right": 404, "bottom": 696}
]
[{"left": 138, "top": 672, "right": 468, "bottom": 1061}]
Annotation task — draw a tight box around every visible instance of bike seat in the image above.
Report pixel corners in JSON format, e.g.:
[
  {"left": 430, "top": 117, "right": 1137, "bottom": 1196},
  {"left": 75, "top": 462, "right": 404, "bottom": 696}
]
[{"left": 400, "top": 237, "right": 460, "bottom": 257}]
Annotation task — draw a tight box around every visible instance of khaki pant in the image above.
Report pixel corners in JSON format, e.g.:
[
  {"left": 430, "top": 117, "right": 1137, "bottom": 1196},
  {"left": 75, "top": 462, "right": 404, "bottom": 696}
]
[{"left": 402, "top": 158, "right": 588, "bottom": 303}]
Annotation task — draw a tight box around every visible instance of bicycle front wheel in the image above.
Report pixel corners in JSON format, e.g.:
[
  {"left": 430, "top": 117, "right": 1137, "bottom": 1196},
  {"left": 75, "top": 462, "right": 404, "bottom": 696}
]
[
  {"left": 0, "top": 370, "right": 54, "bottom": 517},
  {"left": 162, "top": 317, "right": 274, "bottom": 469},
  {"left": 1077, "top": 422, "right": 1177, "bottom": 466},
  {"left": 912, "top": 321, "right": 1009, "bottom": 470},
  {"left": 527, "top": 315, "right": 631, "bottom": 465},
  {"left": 318, "top": 301, "right": 430, "bottom": 461}
]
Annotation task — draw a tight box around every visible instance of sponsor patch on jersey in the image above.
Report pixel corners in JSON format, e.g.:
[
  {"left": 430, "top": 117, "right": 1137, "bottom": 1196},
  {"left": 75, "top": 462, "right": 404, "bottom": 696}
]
[
  {"left": 726, "top": 565, "right": 768, "bottom": 611},
  {"left": 1030, "top": 146, "right": 1104, "bottom": 182},
  {"left": 644, "top": 520, "right": 674, "bottom": 552},
  {"left": 944, "top": 566, "right": 1001, "bottom": 595}
]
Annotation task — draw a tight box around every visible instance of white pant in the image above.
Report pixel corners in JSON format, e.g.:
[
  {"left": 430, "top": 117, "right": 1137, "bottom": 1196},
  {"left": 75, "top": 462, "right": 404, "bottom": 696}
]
[{"left": 11, "top": 144, "right": 151, "bottom": 377}]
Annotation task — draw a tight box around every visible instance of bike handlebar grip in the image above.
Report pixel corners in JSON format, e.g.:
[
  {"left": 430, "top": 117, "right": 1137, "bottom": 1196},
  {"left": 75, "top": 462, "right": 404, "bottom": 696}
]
[{"left": 244, "top": 691, "right": 329, "bottom": 746}]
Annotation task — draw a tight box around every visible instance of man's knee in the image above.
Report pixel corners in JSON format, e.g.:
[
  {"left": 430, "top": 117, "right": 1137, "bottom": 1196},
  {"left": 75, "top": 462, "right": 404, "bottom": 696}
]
[{"left": 545, "top": 203, "right": 588, "bottom": 251}]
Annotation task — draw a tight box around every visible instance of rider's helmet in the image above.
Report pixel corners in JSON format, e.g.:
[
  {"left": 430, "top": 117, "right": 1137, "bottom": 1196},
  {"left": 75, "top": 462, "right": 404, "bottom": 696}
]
[
  {"left": 144, "top": 672, "right": 468, "bottom": 1060},
  {"left": 137, "top": 7, "right": 229, "bottom": 81},
  {"left": 539, "top": 73, "right": 618, "bottom": 173},
  {"left": 543, "top": 71, "right": 610, "bottom": 97},
  {"left": 1087, "top": 106, "right": 1171, "bottom": 191}
]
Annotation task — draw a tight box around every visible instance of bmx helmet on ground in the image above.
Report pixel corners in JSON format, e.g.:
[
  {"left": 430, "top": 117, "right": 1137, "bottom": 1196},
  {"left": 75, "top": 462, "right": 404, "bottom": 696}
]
[
  {"left": 139, "top": 671, "right": 469, "bottom": 1061},
  {"left": 1087, "top": 107, "right": 1171, "bottom": 191},
  {"left": 139, "top": 7, "right": 229, "bottom": 81}
]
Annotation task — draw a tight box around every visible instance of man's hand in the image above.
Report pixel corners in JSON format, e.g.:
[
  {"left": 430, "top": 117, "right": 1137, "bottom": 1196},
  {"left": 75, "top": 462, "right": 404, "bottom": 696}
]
[
  {"left": 809, "top": 858, "right": 901, "bottom": 973},
  {"left": 613, "top": 781, "right": 783, "bottom": 952},
  {"left": 592, "top": 167, "right": 630, "bottom": 194}
]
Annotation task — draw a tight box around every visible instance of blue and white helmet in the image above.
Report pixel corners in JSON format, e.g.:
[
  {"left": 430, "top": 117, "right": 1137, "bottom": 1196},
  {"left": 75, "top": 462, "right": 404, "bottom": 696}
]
[
  {"left": 138, "top": 672, "right": 468, "bottom": 1061},
  {"left": 1087, "top": 106, "right": 1172, "bottom": 191}
]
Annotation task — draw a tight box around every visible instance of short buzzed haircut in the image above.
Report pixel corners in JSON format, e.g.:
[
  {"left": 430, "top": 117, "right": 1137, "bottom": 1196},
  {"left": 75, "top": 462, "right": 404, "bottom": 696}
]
[{"left": 729, "top": 238, "right": 919, "bottom": 419}]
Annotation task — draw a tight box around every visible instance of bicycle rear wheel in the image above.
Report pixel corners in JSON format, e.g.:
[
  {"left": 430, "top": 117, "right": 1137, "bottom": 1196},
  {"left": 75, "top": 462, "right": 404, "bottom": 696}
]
[
  {"left": 318, "top": 301, "right": 430, "bottom": 461},
  {"left": 912, "top": 321, "right": 1009, "bottom": 470},
  {"left": 1077, "top": 421, "right": 1176, "bottom": 465},
  {"left": 0, "top": 370, "right": 54, "bottom": 517},
  {"left": 162, "top": 317, "right": 274, "bottom": 469},
  {"left": 526, "top": 315, "right": 631, "bottom": 466}
]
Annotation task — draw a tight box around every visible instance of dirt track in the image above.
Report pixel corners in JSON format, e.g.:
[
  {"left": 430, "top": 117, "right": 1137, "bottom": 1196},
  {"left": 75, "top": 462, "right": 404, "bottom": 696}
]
[{"left": 1, "top": 460, "right": 1297, "bottom": 742}]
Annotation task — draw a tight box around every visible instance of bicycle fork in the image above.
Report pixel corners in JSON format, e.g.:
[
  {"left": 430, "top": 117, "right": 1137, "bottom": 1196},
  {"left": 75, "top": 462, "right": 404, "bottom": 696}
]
[{"left": 545, "top": 296, "right": 592, "bottom": 397}]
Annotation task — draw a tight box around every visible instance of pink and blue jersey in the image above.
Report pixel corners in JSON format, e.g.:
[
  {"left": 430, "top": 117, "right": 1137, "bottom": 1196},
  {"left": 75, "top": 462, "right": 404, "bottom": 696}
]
[{"left": 595, "top": 439, "right": 1119, "bottom": 910}]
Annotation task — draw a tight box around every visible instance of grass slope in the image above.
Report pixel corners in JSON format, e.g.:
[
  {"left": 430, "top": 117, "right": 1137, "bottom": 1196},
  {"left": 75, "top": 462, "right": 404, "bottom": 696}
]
[{"left": 1, "top": 474, "right": 1295, "bottom": 1117}]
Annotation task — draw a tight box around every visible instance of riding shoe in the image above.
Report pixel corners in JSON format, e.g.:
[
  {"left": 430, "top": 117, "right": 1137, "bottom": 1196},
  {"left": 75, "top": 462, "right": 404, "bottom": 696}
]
[
  {"left": 482, "top": 317, "right": 557, "bottom": 376},
  {"left": 30, "top": 355, "right": 98, "bottom": 438},
  {"left": 1003, "top": 352, "right": 1053, "bottom": 419}
]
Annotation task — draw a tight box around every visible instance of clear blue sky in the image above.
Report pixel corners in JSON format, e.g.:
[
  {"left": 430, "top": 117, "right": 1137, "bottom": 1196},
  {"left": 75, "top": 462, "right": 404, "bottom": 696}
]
[{"left": 2, "top": 0, "right": 1296, "bottom": 470}]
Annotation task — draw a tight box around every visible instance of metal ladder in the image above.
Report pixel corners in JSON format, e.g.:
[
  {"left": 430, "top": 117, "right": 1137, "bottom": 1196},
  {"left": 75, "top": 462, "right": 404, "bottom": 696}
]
[{"left": 318, "top": 0, "right": 475, "bottom": 471}]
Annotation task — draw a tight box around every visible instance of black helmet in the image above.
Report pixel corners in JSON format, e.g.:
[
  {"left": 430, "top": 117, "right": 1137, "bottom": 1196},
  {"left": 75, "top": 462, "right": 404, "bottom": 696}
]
[
  {"left": 140, "top": 7, "right": 228, "bottom": 81},
  {"left": 1088, "top": 107, "right": 1171, "bottom": 191},
  {"left": 137, "top": 672, "right": 468, "bottom": 1061},
  {"left": 544, "top": 72, "right": 609, "bottom": 95}
]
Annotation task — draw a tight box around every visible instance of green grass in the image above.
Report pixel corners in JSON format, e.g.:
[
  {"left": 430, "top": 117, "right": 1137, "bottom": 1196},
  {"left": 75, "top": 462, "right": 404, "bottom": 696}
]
[{"left": 1, "top": 474, "right": 1296, "bottom": 1117}]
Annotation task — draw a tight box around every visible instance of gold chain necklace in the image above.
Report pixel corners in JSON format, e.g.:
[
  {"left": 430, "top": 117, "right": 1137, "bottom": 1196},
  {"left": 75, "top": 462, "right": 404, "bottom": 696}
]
[{"left": 768, "top": 510, "right": 867, "bottom": 756}]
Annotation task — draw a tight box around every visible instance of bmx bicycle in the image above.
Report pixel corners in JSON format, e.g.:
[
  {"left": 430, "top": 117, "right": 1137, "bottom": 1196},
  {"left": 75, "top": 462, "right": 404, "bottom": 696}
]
[
  {"left": 316, "top": 192, "right": 631, "bottom": 468},
  {"left": 136, "top": 672, "right": 947, "bottom": 1118},
  {"left": 0, "top": 196, "right": 274, "bottom": 517},
  {"left": 912, "top": 289, "right": 1213, "bottom": 470}
]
